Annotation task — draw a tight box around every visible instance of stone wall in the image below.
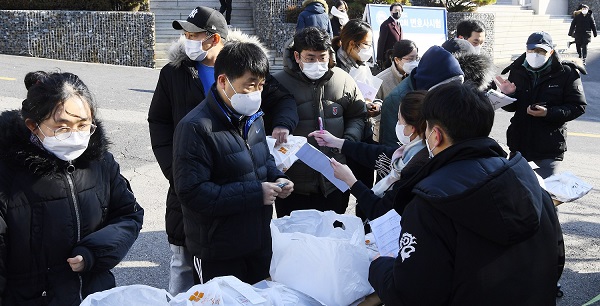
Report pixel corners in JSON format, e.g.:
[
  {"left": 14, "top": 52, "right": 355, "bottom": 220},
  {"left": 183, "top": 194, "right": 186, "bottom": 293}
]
[
  {"left": 447, "top": 12, "right": 495, "bottom": 57},
  {"left": 253, "top": 0, "right": 299, "bottom": 55},
  {"left": 0, "top": 10, "right": 155, "bottom": 68},
  {"left": 568, "top": 0, "right": 600, "bottom": 30}
]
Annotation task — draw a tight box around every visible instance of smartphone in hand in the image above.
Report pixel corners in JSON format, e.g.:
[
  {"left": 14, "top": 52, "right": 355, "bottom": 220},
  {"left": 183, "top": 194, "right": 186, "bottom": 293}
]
[{"left": 530, "top": 102, "right": 547, "bottom": 110}]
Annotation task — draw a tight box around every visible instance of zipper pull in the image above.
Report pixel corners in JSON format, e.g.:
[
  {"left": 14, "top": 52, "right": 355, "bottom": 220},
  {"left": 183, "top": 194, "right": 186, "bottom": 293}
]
[
  {"left": 42, "top": 291, "right": 47, "bottom": 297},
  {"left": 66, "top": 161, "right": 75, "bottom": 174}
]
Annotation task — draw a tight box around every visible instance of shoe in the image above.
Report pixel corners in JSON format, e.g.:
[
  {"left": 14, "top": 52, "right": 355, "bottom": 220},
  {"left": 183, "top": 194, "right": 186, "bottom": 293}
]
[
  {"left": 567, "top": 42, "right": 572, "bottom": 48},
  {"left": 583, "top": 58, "right": 586, "bottom": 65}
]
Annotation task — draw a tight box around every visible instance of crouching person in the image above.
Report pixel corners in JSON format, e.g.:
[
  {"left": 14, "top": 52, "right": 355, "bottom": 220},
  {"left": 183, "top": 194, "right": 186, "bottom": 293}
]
[
  {"left": 173, "top": 41, "right": 293, "bottom": 284},
  {"left": 0, "top": 71, "right": 144, "bottom": 305},
  {"left": 369, "top": 82, "right": 564, "bottom": 305}
]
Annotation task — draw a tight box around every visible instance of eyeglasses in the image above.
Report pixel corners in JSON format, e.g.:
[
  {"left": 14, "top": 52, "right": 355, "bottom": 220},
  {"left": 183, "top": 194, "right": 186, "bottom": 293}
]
[
  {"left": 38, "top": 123, "right": 97, "bottom": 141},
  {"left": 301, "top": 55, "right": 330, "bottom": 63},
  {"left": 401, "top": 55, "right": 419, "bottom": 62},
  {"left": 359, "top": 42, "right": 372, "bottom": 49}
]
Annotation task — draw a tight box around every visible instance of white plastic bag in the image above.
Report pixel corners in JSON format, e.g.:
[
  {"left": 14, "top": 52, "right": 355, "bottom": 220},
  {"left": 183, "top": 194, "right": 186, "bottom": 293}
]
[
  {"left": 544, "top": 172, "right": 593, "bottom": 202},
  {"left": 171, "top": 276, "right": 272, "bottom": 306},
  {"left": 80, "top": 284, "right": 172, "bottom": 306},
  {"left": 266, "top": 135, "right": 307, "bottom": 172},
  {"left": 270, "top": 210, "right": 372, "bottom": 306}
]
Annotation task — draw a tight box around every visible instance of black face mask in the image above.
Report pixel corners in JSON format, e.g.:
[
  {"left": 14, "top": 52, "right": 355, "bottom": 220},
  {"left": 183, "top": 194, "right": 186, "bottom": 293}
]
[{"left": 392, "top": 12, "right": 401, "bottom": 20}]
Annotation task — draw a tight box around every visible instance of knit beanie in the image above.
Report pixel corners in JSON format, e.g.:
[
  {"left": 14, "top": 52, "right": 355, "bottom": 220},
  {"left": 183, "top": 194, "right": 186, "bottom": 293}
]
[{"left": 413, "top": 46, "right": 464, "bottom": 90}]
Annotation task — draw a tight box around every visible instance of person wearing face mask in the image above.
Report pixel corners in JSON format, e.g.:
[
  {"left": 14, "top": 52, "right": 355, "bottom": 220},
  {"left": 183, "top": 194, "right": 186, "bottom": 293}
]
[
  {"left": 273, "top": 27, "right": 367, "bottom": 217},
  {"left": 172, "top": 42, "right": 293, "bottom": 285},
  {"left": 380, "top": 46, "right": 464, "bottom": 147},
  {"left": 376, "top": 3, "right": 404, "bottom": 68},
  {"left": 369, "top": 82, "right": 564, "bottom": 305},
  {"left": 330, "top": 0, "right": 348, "bottom": 36},
  {"left": 373, "top": 40, "right": 418, "bottom": 142},
  {"left": 568, "top": 4, "right": 597, "bottom": 65},
  {"left": 455, "top": 19, "right": 486, "bottom": 54},
  {"left": 0, "top": 71, "right": 144, "bottom": 305},
  {"left": 308, "top": 91, "right": 429, "bottom": 221},
  {"left": 495, "top": 31, "right": 587, "bottom": 179},
  {"left": 148, "top": 6, "right": 298, "bottom": 295}
]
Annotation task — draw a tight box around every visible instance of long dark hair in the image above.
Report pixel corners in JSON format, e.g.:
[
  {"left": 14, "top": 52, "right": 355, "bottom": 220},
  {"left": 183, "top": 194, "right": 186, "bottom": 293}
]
[
  {"left": 400, "top": 91, "right": 427, "bottom": 139},
  {"left": 332, "top": 19, "right": 371, "bottom": 52}
]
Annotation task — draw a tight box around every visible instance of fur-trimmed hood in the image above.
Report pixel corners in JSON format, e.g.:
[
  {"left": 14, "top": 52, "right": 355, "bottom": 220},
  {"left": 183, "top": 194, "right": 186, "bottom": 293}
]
[
  {"left": 454, "top": 52, "right": 495, "bottom": 90},
  {"left": 302, "top": 0, "right": 328, "bottom": 12},
  {"left": 0, "top": 109, "right": 110, "bottom": 176},
  {"left": 167, "top": 29, "right": 269, "bottom": 68}
]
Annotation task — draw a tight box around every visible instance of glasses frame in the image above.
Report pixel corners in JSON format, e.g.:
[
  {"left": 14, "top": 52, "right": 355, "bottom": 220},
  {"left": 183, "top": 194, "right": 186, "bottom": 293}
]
[{"left": 39, "top": 122, "right": 97, "bottom": 141}]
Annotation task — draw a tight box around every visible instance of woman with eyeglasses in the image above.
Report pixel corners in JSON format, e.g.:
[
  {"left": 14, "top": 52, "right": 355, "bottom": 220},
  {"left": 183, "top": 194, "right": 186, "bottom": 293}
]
[{"left": 0, "top": 71, "right": 144, "bottom": 305}]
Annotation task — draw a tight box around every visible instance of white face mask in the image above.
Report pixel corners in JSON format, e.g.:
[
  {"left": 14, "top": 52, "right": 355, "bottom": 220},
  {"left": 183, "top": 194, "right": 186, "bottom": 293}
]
[
  {"left": 473, "top": 45, "right": 482, "bottom": 54},
  {"left": 184, "top": 35, "right": 213, "bottom": 62},
  {"left": 223, "top": 77, "right": 262, "bottom": 116},
  {"left": 582, "top": 9, "right": 589, "bottom": 15},
  {"left": 402, "top": 60, "right": 419, "bottom": 74},
  {"left": 302, "top": 61, "right": 329, "bottom": 80},
  {"left": 526, "top": 52, "right": 549, "bottom": 69},
  {"left": 39, "top": 128, "right": 91, "bottom": 161},
  {"left": 358, "top": 46, "right": 373, "bottom": 62},
  {"left": 395, "top": 123, "right": 413, "bottom": 145}
]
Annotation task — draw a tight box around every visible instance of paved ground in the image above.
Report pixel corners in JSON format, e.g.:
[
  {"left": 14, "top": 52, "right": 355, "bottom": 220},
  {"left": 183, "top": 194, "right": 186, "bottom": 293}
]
[{"left": 0, "top": 43, "right": 599, "bottom": 305}]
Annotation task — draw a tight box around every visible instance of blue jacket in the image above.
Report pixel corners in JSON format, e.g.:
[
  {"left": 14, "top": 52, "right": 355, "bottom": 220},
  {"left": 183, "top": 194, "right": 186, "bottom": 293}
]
[
  {"left": 369, "top": 137, "right": 564, "bottom": 305},
  {"left": 296, "top": 0, "right": 333, "bottom": 37},
  {"left": 173, "top": 86, "right": 286, "bottom": 261}
]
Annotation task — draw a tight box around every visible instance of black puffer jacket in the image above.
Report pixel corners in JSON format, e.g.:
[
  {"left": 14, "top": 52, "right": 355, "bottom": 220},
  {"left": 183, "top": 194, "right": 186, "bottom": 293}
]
[
  {"left": 568, "top": 10, "right": 597, "bottom": 44},
  {"left": 172, "top": 86, "right": 285, "bottom": 261},
  {"left": 369, "top": 138, "right": 564, "bottom": 305},
  {"left": 0, "top": 110, "right": 143, "bottom": 306},
  {"left": 501, "top": 53, "right": 586, "bottom": 161},
  {"left": 148, "top": 31, "right": 298, "bottom": 246}
]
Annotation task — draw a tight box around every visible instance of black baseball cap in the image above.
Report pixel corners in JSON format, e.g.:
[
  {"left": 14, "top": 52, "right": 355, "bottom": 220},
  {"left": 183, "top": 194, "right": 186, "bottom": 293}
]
[
  {"left": 526, "top": 31, "right": 553, "bottom": 52},
  {"left": 173, "top": 6, "right": 228, "bottom": 39}
]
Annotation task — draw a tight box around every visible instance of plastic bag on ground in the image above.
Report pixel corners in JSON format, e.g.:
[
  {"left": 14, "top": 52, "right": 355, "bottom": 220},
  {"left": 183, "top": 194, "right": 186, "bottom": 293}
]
[
  {"left": 544, "top": 172, "right": 593, "bottom": 202},
  {"left": 270, "top": 210, "right": 373, "bottom": 306},
  {"left": 80, "top": 284, "right": 172, "bottom": 306}
]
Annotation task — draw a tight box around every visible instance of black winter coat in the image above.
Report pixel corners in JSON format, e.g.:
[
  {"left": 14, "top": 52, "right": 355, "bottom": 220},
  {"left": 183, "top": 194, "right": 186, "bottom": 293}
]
[
  {"left": 369, "top": 138, "right": 564, "bottom": 305},
  {"left": 568, "top": 10, "right": 597, "bottom": 44},
  {"left": 172, "top": 87, "right": 286, "bottom": 261},
  {"left": 0, "top": 110, "right": 143, "bottom": 306},
  {"left": 501, "top": 53, "right": 586, "bottom": 161},
  {"left": 148, "top": 35, "right": 298, "bottom": 246}
]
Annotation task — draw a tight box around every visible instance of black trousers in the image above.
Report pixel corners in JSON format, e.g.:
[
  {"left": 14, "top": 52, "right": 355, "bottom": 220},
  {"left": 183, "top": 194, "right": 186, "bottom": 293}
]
[
  {"left": 575, "top": 42, "right": 588, "bottom": 59},
  {"left": 275, "top": 189, "right": 350, "bottom": 217},
  {"left": 219, "top": 0, "right": 232, "bottom": 25},
  {"left": 193, "top": 248, "right": 271, "bottom": 285}
]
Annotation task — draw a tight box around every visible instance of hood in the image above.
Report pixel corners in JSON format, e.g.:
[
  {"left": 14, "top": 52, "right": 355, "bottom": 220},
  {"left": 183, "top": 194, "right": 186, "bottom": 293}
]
[
  {"left": 167, "top": 29, "right": 268, "bottom": 68},
  {"left": 414, "top": 138, "right": 544, "bottom": 246},
  {"left": 502, "top": 52, "right": 587, "bottom": 75},
  {"left": 412, "top": 46, "right": 464, "bottom": 90},
  {"left": 302, "top": 0, "right": 328, "bottom": 13},
  {"left": 454, "top": 52, "right": 495, "bottom": 90},
  {"left": 0, "top": 109, "right": 110, "bottom": 176}
]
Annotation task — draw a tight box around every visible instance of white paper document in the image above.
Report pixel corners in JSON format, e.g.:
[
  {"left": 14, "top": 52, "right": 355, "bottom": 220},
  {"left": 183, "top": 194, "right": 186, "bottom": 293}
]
[
  {"left": 487, "top": 89, "right": 516, "bottom": 110},
  {"left": 294, "top": 143, "right": 349, "bottom": 192},
  {"left": 369, "top": 209, "right": 402, "bottom": 257},
  {"left": 356, "top": 81, "right": 379, "bottom": 101}
]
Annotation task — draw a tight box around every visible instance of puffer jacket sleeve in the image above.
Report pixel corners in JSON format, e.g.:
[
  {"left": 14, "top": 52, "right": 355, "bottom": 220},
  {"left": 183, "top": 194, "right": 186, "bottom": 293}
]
[
  {"left": 544, "top": 65, "right": 586, "bottom": 123},
  {"left": 342, "top": 77, "right": 367, "bottom": 142},
  {"left": 173, "top": 121, "right": 265, "bottom": 217},
  {"left": 342, "top": 139, "right": 397, "bottom": 169},
  {"left": 296, "top": 13, "right": 307, "bottom": 33},
  {"left": 261, "top": 74, "right": 299, "bottom": 134},
  {"left": 71, "top": 153, "right": 144, "bottom": 273},
  {"left": 148, "top": 67, "right": 176, "bottom": 182}
]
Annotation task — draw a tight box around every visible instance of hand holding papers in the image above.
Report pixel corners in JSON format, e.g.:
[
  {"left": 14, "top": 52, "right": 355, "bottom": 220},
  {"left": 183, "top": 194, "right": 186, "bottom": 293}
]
[
  {"left": 295, "top": 143, "right": 349, "bottom": 192},
  {"left": 369, "top": 209, "right": 402, "bottom": 258},
  {"left": 487, "top": 88, "right": 516, "bottom": 110},
  {"left": 267, "top": 135, "right": 307, "bottom": 172}
]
